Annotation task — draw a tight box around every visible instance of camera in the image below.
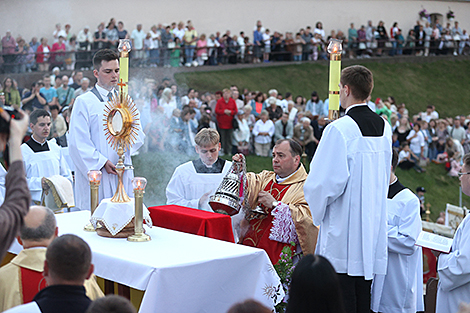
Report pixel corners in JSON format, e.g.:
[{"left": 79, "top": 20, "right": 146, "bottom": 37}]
[{"left": 0, "top": 106, "right": 21, "bottom": 135}]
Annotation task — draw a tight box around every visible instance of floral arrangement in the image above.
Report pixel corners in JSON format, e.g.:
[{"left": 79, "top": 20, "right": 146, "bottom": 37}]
[
  {"left": 273, "top": 243, "right": 299, "bottom": 313},
  {"left": 419, "top": 9, "right": 429, "bottom": 19},
  {"left": 447, "top": 9, "right": 455, "bottom": 20}
]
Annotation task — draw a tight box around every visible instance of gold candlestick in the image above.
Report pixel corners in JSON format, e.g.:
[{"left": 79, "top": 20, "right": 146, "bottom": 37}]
[
  {"left": 84, "top": 170, "right": 102, "bottom": 231},
  {"left": 327, "top": 39, "right": 343, "bottom": 121},
  {"left": 128, "top": 177, "right": 151, "bottom": 242}
]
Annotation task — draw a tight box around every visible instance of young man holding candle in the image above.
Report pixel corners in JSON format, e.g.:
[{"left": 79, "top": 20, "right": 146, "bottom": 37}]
[
  {"left": 304, "top": 65, "right": 392, "bottom": 313},
  {"left": 69, "top": 49, "right": 144, "bottom": 211}
]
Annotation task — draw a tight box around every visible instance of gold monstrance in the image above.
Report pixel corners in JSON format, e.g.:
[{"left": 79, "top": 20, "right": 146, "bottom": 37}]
[{"left": 103, "top": 83, "right": 139, "bottom": 203}]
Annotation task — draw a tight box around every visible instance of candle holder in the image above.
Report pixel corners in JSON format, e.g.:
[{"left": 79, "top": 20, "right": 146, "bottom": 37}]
[
  {"left": 327, "top": 39, "right": 343, "bottom": 121},
  {"left": 84, "top": 170, "right": 102, "bottom": 231},
  {"left": 127, "top": 177, "right": 151, "bottom": 242}
]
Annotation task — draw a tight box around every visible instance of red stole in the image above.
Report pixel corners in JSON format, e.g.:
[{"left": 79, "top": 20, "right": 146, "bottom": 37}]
[
  {"left": 242, "top": 180, "right": 292, "bottom": 264},
  {"left": 20, "top": 267, "right": 47, "bottom": 304}
]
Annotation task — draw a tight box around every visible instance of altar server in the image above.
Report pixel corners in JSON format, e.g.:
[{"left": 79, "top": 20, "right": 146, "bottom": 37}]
[
  {"left": 69, "top": 49, "right": 144, "bottom": 211},
  {"left": 436, "top": 153, "right": 470, "bottom": 313},
  {"left": 166, "top": 128, "right": 231, "bottom": 211},
  {"left": 371, "top": 149, "right": 424, "bottom": 313},
  {"left": 21, "top": 109, "right": 72, "bottom": 204},
  {"left": 304, "top": 65, "right": 392, "bottom": 313}
]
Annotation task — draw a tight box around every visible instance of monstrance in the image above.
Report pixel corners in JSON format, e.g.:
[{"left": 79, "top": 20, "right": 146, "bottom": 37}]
[{"left": 103, "top": 83, "right": 140, "bottom": 203}]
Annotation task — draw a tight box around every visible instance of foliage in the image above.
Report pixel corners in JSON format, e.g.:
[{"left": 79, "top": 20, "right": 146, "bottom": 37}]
[
  {"left": 273, "top": 243, "right": 297, "bottom": 313},
  {"left": 447, "top": 10, "right": 455, "bottom": 20},
  {"left": 419, "top": 9, "right": 429, "bottom": 19}
]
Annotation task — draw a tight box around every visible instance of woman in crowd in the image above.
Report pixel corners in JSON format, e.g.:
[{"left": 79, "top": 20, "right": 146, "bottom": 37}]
[
  {"left": 232, "top": 108, "right": 251, "bottom": 155},
  {"left": 407, "top": 123, "right": 426, "bottom": 164},
  {"left": 196, "top": 34, "right": 208, "bottom": 66},
  {"left": 376, "top": 20, "right": 388, "bottom": 56},
  {"left": 0, "top": 77, "right": 21, "bottom": 108},
  {"left": 436, "top": 120, "right": 449, "bottom": 155},
  {"left": 265, "top": 96, "right": 283, "bottom": 122},
  {"left": 249, "top": 92, "right": 264, "bottom": 117},
  {"left": 159, "top": 87, "right": 177, "bottom": 119},
  {"left": 427, "top": 119, "right": 439, "bottom": 160},
  {"left": 293, "top": 117, "right": 317, "bottom": 163},
  {"left": 252, "top": 110, "right": 274, "bottom": 157},
  {"left": 305, "top": 91, "right": 324, "bottom": 116},
  {"left": 294, "top": 95, "right": 306, "bottom": 111},
  {"left": 286, "top": 254, "right": 345, "bottom": 313},
  {"left": 36, "top": 37, "right": 51, "bottom": 72}
]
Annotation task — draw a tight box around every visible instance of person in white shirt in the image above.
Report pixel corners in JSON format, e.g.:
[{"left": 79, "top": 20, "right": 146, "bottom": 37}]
[
  {"left": 371, "top": 149, "right": 424, "bottom": 313},
  {"left": 406, "top": 123, "right": 425, "bottom": 160},
  {"left": 69, "top": 49, "right": 144, "bottom": 211},
  {"left": 304, "top": 65, "right": 392, "bottom": 313},
  {"left": 21, "top": 109, "right": 72, "bottom": 204},
  {"left": 436, "top": 153, "right": 470, "bottom": 313},
  {"left": 131, "top": 24, "right": 146, "bottom": 66},
  {"left": 252, "top": 110, "right": 275, "bottom": 157},
  {"left": 166, "top": 128, "right": 231, "bottom": 211}
]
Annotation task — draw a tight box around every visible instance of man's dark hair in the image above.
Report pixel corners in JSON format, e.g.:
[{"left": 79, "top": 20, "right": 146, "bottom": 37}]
[
  {"left": 29, "top": 109, "right": 50, "bottom": 125},
  {"left": 275, "top": 138, "right": 303, "bottom": 158},
  {"left": 20, "top": 207, "right": 56, "bottom": 241},
  {"left": 50, "top": 105, "right": 60, "bottom": 112},
  {"left": 85, "top": 295, "right": 136, "bottom": 313},
  {"left": 46, "top": 234, "right": 92, "bottom": 281},
  {"left": 392, "top": 148, "right": 399, "bottom": 171},
  {"left": 93, "top": 49, "right": 119, "bottom": 70},
  {"left": 340, "top": 65, "right": 374, "bottom": 101}
]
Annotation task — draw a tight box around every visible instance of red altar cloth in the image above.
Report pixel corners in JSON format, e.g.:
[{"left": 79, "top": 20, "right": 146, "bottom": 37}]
[{"left": 148, "top": 205, "right": 235, "bottom": 243}]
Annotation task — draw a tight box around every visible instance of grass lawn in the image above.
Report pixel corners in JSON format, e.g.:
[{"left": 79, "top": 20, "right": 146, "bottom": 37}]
[
  {"left": 175, "top": 58, "right": 470, "bottom": 118},
  {"left": 133, "top": 151, "right": 469, "bottom": 222}
]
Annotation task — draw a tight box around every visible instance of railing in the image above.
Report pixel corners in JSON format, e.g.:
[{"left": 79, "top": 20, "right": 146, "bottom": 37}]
[{"left": 1, "top": 39, "right": 469, "bottom": 74}]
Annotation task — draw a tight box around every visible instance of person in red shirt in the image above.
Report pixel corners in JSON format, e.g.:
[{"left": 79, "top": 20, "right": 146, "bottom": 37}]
[
  {"left": 215, "top": 88, "right": 238, "bottom": 155},
  {"left": 51, "top": 36, "right": 66, "bottom": 69}
]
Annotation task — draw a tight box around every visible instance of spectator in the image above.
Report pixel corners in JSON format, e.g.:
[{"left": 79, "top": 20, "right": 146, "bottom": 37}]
[
  {"left": 69, "top": 71, "right": 83, "bottom": 90},
  {"left": 93, "top": 23, "right": 108, "bottom": 51},
  {"left": 252, "top": 110, "right": 274, "bottom": 157},
  {"left": 184, "top": 22, "right": 198, "bottom": 67},
  {"left": 74, "top": 77, "right": 91, "bottom": 98},
  {"left": 76, "top": 26, "right": 93, "bottom": 69},
  {"left": 36, "top": 37, "right": 51, "bottom": 72},
  {"left": 448, "top": 117, "right": 467, "bottom": 145},
  {"left": 376, "top": 21, "right": 388, "bottom": 56},
  {"left": 348, "top": 23, "right": 358, "bottom": 58},
  {"left": 287, "top": 100, "right": 298, "bottom": 123},
  {"left": 266, "top": 96, "right": 283, "bottom": 122},
  {"left": 253, "top": 24, "right": 263, "bottom": 63},
  {"left": 51, "top": 36, "right": 66, "bottom": 69},
  {"left": 287, "top": 255, "right": 345, "bottom": 313},
  {"left": 406, "top": 123, "right": 426, "bottom": 166},
  {"left": 274, "top": 112, "right": 293, "bottom": 142},
  {"left": 65, "top": 37, "right": 77, "bottom": 70},
  {"left": 215, "top": 88, "right": 237, "bottom": 155},
  {"left": 161, "top": 26, "right": 173, "bottom": 67},
  {"left": 1, "top": 77, "right": 21, "bottom": 109},
  {"left": 232, "top": 109, "right": 251, "bottom": 155},
  {"left": 49, "top": 105, "right": 67, "bottom": 138},
  {"left": 0, "top": 108, "right": 31, "bottom": 261},
  {"left": 56, "top": 75, "right": 74, "bottom": 110},
  {"left": 293, "top": 117, "right": 317, "bottom": 162},
  {"left": 117, "top": 21, "right": 128, "bottom": 40},
  {"left": 105, "top": 20, "right": 119, "bottom": 49},
  {"left": 394, "top": 116, "right": 411, "bottom": 145},
  {"left": 21, "top": 82, "right": 47, "bottom": 111},
  {"left": 305, "top": 91, "right": 325, "bottom": 117},
  {"left": 147, "top": 25, "right": 161, "bottom": 67},
  {"left": 2, "top": 31, "right": 17, "bottom": 73},
  {"left": 196, "top": 34, "right": 208, "bottom": 66}
]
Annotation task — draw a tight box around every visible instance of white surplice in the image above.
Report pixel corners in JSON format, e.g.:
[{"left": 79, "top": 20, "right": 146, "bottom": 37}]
[
  {"left": 371, "top": 185, "right": 424, "bottom": 313},
  {"left": 21, "top": 140, "right": 72, "bottom": 203},
  {"left": 69, "top": 84, "right": 144, "bottom": 211},
  {"left": 436, "top": 214, "right": 470, "bottom": 313},
  {"left": 304, "top": 104, "right": 392, "bottom": 280},
  {"left": 166, "top": 159, "right": 231, "bottom": 211}
]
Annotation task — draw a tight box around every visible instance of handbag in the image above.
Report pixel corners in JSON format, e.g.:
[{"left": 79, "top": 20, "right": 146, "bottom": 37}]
[{"left": 232, "top": 117, "right": 239, "bottom": 130}]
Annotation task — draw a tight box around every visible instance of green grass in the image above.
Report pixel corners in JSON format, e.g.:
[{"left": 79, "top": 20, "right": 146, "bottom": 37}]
[
  {"left": 133, "top": 152, "right": 469, "bottom": 221},
  {"left": 175, "top": 59, "right": 470, "bottom": 118}
]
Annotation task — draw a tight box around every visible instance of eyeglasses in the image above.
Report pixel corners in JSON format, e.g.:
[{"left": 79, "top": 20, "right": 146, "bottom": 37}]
[{"left": 458, "top": 172, "right": 470, "bottom": 177}]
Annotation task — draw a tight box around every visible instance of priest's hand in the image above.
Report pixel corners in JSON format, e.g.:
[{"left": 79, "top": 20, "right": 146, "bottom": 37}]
[
  {"left": 258, "top": 191, "right": 276, "bottom": 210},
  {"left": 232, "top": 153, "right": 245, "bottom": 163},
  {"left": 103, "top": 160, "right": 117, "bottom": 175}
]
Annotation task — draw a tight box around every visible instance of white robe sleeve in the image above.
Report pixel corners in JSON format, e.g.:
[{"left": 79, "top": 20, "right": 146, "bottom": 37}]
[
  {"left": 304, "top": 125, "right": 349, "bottom": 226},
  {"left": 387, "top": 195, "right": 421, "bottom": 255},
  {"left": 438, "top": 217, "right": 470, "bottom": 291},
  {"left": 165, "top": 168, "right": 200, "bottom": 209},
  {"left": 267, "top": 121, "right": 275, "bottom": 137},
  {"left": 69, "top": 97, "right": 108, "bottom": 174},
  {"left": 21, "top": 146, "right": 42, "bottom": 195}
]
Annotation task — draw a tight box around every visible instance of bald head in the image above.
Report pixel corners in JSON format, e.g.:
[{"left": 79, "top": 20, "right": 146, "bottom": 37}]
[{"left": 20, "top": 206, "right": 57, "bottom": 247}]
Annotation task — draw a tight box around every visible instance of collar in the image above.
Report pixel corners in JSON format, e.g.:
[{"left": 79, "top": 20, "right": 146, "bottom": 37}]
[
  {"left": 11, "top": 248, "right": 47, "bottom": 272},
  {"left": 345, "top": 102, "right": 367, "bottom": 114},
  {"left": 95, "top": 83, "right": 115, "bottom": 98},
  {"left": 276, "top": 169, "right": 298, "bottom": 183},
  {"left": 32, "top": 134, "right": 47, "bottom": 145}
]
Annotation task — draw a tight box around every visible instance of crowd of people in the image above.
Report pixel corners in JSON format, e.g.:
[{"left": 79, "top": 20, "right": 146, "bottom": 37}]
[{"left": 1, "top": 17, "right": 470, "bottom": 73}]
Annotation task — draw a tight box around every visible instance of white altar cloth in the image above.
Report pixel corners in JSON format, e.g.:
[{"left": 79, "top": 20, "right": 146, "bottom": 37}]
[{"left": 9, "top": 211, "right": 284, "bottom": 313}]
